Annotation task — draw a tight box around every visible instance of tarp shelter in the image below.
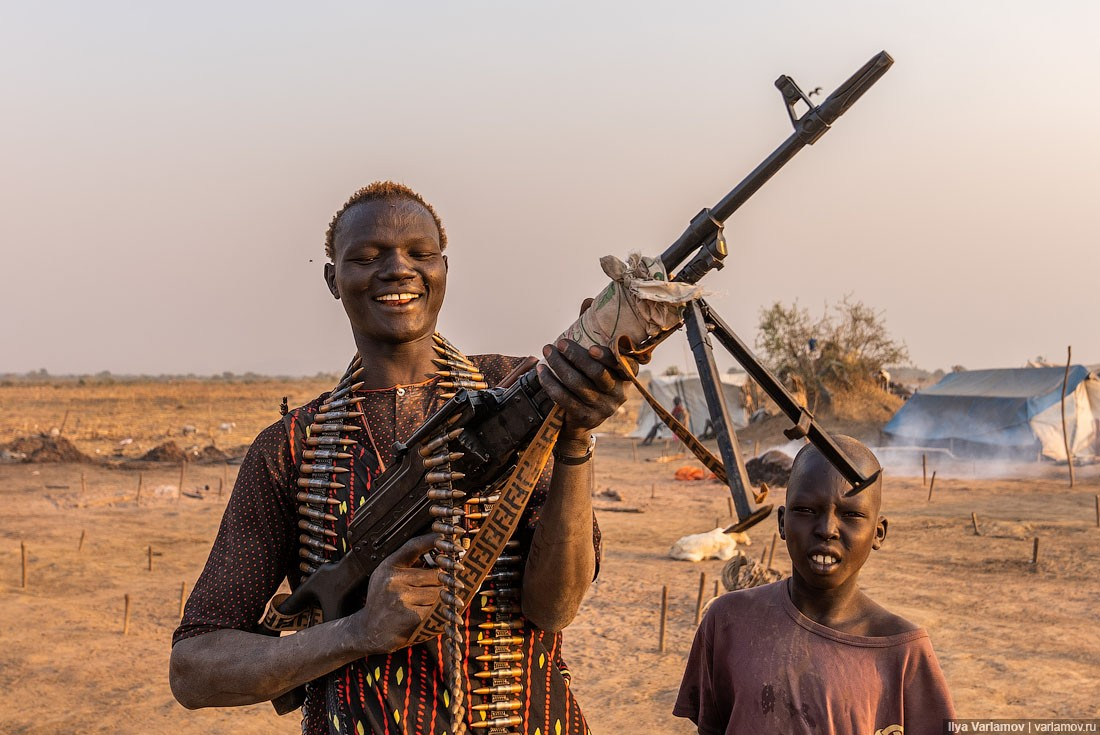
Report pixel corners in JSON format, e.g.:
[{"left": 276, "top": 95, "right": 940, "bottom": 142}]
[
  {"left": 631, "top": 373, "right": 748, "bottom": 440},
  {"left": 883, "top": 366, "right": 1100, "bottom": 460}
]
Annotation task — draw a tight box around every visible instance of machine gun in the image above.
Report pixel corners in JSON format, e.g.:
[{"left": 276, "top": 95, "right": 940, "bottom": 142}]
[{"left": 264, "top": 51, "right": 894, "bottom": 711}]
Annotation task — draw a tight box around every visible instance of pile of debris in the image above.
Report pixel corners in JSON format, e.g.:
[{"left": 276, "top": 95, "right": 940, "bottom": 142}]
[
  {"left": 0, "top": 434, "right": 92, "bottom": 463},
  {"left": 746, "top": 450, "right": 793, "bottom": 488},
  {"left": 139, "top": 441, "right": 188, "bottom": 463}
]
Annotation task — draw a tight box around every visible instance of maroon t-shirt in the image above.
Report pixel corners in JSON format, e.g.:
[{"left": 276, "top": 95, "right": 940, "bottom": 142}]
[{"left": 675, "top": 580, "right": 955, "bottom": 735}]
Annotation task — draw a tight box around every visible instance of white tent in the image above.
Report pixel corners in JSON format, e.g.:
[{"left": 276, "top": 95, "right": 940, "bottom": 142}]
[{"left": 631, "top": 373, "right": 749, "bottom": 440}]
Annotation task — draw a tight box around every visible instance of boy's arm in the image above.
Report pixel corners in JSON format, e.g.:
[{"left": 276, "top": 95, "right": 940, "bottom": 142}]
[{"left": 672, "top": 608, "right": 730, "bottom": 735}]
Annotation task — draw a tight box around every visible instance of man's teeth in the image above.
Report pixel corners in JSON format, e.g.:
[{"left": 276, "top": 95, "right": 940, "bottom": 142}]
[
  {"left": 375, "top": 293, "right": 420, "bottom": 302},
  {"left": 812, "top": 554, "right": 839, "bottom": 565}
]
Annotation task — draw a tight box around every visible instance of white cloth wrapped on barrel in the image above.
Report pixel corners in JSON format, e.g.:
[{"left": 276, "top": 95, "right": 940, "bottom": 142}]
[{"left": 557, "top": 253, "right": 705, "bottom": 351}]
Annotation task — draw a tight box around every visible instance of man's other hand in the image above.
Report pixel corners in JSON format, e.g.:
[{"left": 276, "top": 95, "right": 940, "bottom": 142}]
[
  {"left": 537, "top": 338, "right": 629, "bottom": 441},
  {"left": 353, "top": 533, "right": 442, "bottom": 655}
]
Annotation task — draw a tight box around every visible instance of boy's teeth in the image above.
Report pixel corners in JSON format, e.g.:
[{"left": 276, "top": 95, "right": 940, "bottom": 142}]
[{"left": 812, "top": 554, "right": 838, "bottom": 565}]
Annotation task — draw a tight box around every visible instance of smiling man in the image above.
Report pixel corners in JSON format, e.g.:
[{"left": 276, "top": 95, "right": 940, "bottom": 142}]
[
  {"left": 674, "top": 436, "right": 955, "bottom": 735},
  {"left": 169, "top": 182, "right": 626, "bottom": 735}
]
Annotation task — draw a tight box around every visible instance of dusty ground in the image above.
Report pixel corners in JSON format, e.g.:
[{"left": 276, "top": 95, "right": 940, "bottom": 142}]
[{"left": 1, "top": 380, "right": 1098, "bottom": 733}]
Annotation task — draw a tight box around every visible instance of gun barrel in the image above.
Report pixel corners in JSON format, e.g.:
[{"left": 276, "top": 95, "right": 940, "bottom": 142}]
[{"left": 660, "top": 50, "right": 893, "bottom": 275}]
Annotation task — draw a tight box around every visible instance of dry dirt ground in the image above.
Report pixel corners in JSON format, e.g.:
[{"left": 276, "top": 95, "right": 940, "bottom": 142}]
[{"left": 1, "top": 381, "right": 1098, "bottom": 733}]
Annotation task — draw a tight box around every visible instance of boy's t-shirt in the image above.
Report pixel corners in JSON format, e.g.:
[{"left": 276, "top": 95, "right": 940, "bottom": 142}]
[{"left": 674, "top": 580, "right": 954, "bottom": 735}]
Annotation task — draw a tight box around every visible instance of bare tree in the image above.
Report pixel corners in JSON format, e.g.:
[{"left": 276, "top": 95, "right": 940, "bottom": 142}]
[{"left": 756, "top": 296, "right": 908, "bottom": 407}]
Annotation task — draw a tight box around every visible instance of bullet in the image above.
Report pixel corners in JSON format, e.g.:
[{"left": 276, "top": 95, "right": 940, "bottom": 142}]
[
  {"left": 296, "top": 491, "right": 341, "bottom": 505},
  {"left": 309, "top": 423, "right": 361, "bottom": 434},
  {"left": 486, "top": 570, "right": 520, "bottom": 582},
  {"left": 478, "top": 587, "right": 519, "bottom": 598},
  {"left": 439, "top": 380, "right": 489, "bottom": 390},
  {"left": 308, "top": 410, "right": 363, "bottom": 422},
  {"left": 333, "top": 367, "right": 365, "bottom": 391},
  {"left": 297, "top": 477, "right": 345, "bottom": 490},
  {"left": 299, "top": 463, "right": 349, "bottom": 474},
  {"left": 299, "top": 562, "right": 318, "bottom": 575},
  {"left": 440, "top": 589, "right": 465, "bottom": 607},
  {"left": 324, "top": 381, "right": 365, "bottom": 403},
  {"left": 298, "top": 548, "right": 327, "bottom": 565},
  {"left": 318, "top": 396, "right": 366, "bottom": 413},
  {"left": 430, "top": 505, "right": 464, "bottom": 519},
  {"left": 299, "top": 535, "right": 338, "bottom": 553},
  {"left": 471, "top": 716, "right": 522, "bottom": 729},
  {"left": 426, "top": 470, "right": 465, "bottom": 484},
  {"left": 475, "top": 651, "right": 523, "bottom": 662},
  {"left": 476, "top": 635, "right": 523, "bottom": 647},
  {"left": 473, "top": 666, "right": 522, "bottom": 678},
  {"left": 471, "top": 701, "right": 521, "bottom": 713},
  {"left": 440, "top": 606, "right": 464, "bottom": 625},
  {"left": 431, "top": 521, "right": 466, "bottom": 536},
  {"left": 424, "top": 451, "right": 465, "bottom": 469},
  {"left": 493, "top": 555, "right": 522, "bottom": 566},
  {"left": 433, "top": 555, "right": 462, "bottom": 572},
  {"left": 480, "top": 603, "right": 520, "bottom": 614},
  {"left": 462, "top": 511, "right": 488, "bottom": 521},
  {"left": 434, "top": 538, "right": 465, "bottom": 556},
  {"left": 298, "top": 507, "right": 338, "bottom": 522},
  {"left": 437, "top": 572, "right": 464, "bottom": 590},
  {"left": 305, "top": 436, "right": 357, "bottom": 447},
  {"left": 427, "top": 488, "right": 466, "bottom": 501},
  {"left": 419, "top": 428, "right": 464, "bottom": 457},
  {"left": 472, "top": 684, "right": 522, "bottom": 696},
  {"left": 303, "top": 450, "right": 353, "bottom": 461},
  {"left": 478, "top": 620, "right": 523, "bottom": 630},
  {"left": 436, "top": 370, "right": 486, "bottom": 381},
  {"left": 464, "top": 494, "right": 501, "bottom": 506},
  {"left": 298, "top": 520, "right": 338, "bottom": 538}
]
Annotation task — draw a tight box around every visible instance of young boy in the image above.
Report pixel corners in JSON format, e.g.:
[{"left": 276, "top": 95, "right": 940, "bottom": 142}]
[{"left": 674, "top": 436, "right": 955, "bottom": 734}]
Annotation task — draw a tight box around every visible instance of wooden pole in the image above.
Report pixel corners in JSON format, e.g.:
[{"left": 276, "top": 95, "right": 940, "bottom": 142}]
[
  {"left": 222, "top": 463, "right": 229, "bottom": 498},
  {"left": 759, "top": 545, "right": 768, "bottom": 565},
  {"left": 694, "top": 572, "right": 706, "bottom": 625},
  {"left": 631, "top": 439, "right": 638, "bottom": 463},
  {"left": 1095, "top": 495, "right": 1099, "bottom": 528},
  {"left": 178, "top": 461, "right": 186, "bottom": 502},
  {"left": 971, "top": 512, "right": 980, "bottom": 536},
  {"left": 80, "top": 472, "right": 87, "bottom": 495},
  {"left": 78, "top": 529, "right": 85, "bottom": 552},
  {"left": 1060, "top": 346, "right": 1076, "bottom": 488},
  {"left": 713, "top": 580, "right": 719, "bottom": 597},
  {"left": 122, "top": 594, "right": 131, "bottom": 635},
  {"left": 20, "top": 542, "right": 27, "bottom": 589},
  {"left": 1031, "top": 537, "right": 1040, "bottom": 565},
  {"left": 726, "top": 497, "right": 734, "bottom": 518},
  {"left": 927, "top": 472, "right": 937, "bottom": 502},
  {"left": 650, "top": 483, "right": 655, "bottom": 499},
  {"left": 922, "top": 454, "right": 927, "bottom": 487},
  {"left": 179, "top": 582, "right": 187, "bottom": 619},
  {"left": 136, "top": 472, "right": 143, "bottom": 503},
  {"left": 147, "top": 545, "right": 153, "bottom": 572},
  {"left": 658, "top": 586, "right": 668, "bottom": 653},
  {"left": 767, "top": 533, "right": 778, "bottom": 568}
]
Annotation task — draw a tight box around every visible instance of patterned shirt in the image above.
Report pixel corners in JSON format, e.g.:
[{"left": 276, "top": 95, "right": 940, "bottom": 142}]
[{"left": 174, "top": 354, "right": 600, "bottom": 735}]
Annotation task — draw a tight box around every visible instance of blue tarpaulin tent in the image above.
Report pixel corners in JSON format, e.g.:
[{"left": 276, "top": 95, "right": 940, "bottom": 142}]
[{"left": 883, "top": 366, "right": 1100, "bottom": 460}]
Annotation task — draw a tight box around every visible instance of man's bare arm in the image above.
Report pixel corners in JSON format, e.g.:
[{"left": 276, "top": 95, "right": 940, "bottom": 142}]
[
  {"left": 170, "top": 533, "right": 441, "bottom": 709},
  {"left": 524, "top": 339, "right": 626, "bottom": 631}
]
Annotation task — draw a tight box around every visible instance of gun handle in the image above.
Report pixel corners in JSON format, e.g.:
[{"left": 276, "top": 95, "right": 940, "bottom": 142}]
[{"left": 272, "top": 686, "right": 307, "bottom": 715}]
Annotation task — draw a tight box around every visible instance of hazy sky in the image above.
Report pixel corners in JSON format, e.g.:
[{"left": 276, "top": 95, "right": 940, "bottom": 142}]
[{"left": 2, "top": 2, "right": 1096, "bottom": 376}]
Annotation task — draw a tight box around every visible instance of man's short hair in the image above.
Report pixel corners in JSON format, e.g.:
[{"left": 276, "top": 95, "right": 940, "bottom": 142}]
[{"left": 324, "top": 181, "right": 448, "bottom": 260}]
